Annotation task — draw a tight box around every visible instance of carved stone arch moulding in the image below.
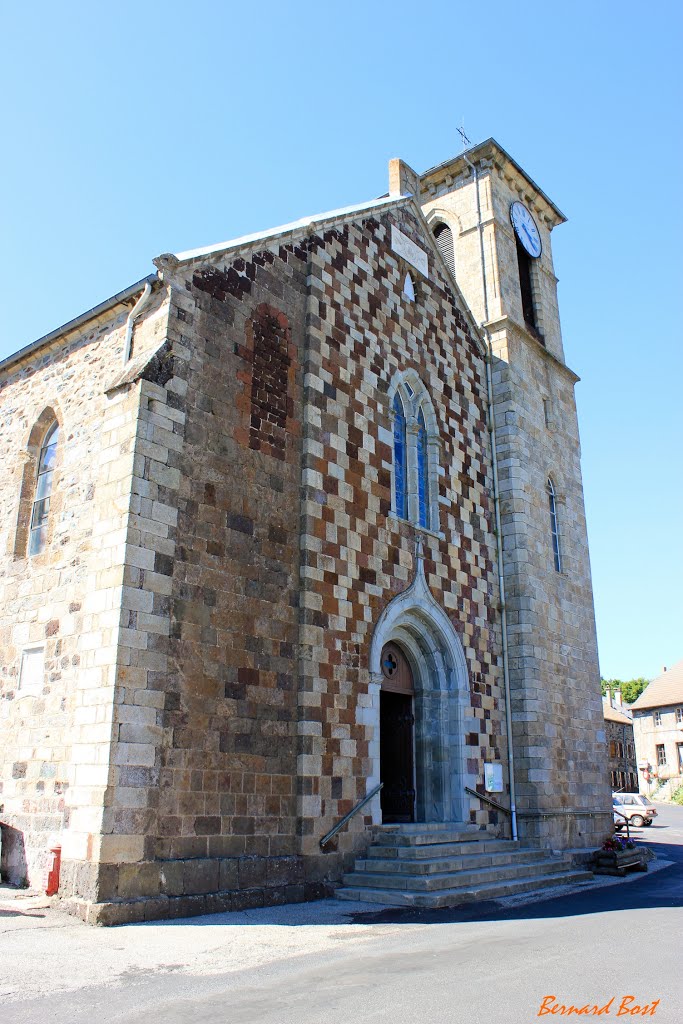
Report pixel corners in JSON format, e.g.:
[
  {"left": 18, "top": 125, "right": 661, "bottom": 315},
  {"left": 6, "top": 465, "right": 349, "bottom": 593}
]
[
  {"left": 545, "top": 469, "right": 567, "bottom": 506},
  {"left": 425, "top": 206, "right": 463, "bottom": 237},
  {"left": 368, "top": 558, "right": 469, "bottom": 823}
]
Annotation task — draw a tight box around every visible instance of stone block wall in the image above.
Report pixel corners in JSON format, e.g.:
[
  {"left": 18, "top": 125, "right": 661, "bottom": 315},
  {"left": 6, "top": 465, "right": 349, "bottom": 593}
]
[
  {"left": 290, "top": 205, "right": 505, "bottom": 875},
  {"left": 80, "top": 246, "right": 313, "bottom": 919},
  {"left": 78, "top": 202, "right": 508, "bottom": 921},
  {"left": 0, "top": 287, "right": 169, "bottom": 890},
  {"left": 420, "top": 153, "right": 565, "bottom": 362},
  {"left": 0, "top": 145, "right": 614, "bottom": 921},
  {"left": 422, "top": 149, "right": 612, "bottom": 848},
  {"left": 488, "top": 317, "right": 611, "bottom": 848}
]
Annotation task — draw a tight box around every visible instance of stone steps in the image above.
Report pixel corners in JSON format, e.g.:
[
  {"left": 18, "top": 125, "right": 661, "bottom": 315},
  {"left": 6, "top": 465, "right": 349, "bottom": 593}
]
[
  {"left": 372, "top": 826, "right": 483, "bottom": 847},
  {"left": 356, "top": 848, "right": 552, "bottom": 876},
  {"left": 337, "top": 869, "right": 594, "bottom": 908},
  {"left": 343, "top": 857, "right": 576, "bottom": 892},
  {"left": 335, "top": 822, "right": 593, "bottom": 909},
  {"left": 367, "top": 838, "right": 523, "bottom": 859}
]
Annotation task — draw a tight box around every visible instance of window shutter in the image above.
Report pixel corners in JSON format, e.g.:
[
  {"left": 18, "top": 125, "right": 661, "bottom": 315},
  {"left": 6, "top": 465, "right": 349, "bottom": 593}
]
[{"left": 433, "top": 224, "right": 455, "bottom": 276}]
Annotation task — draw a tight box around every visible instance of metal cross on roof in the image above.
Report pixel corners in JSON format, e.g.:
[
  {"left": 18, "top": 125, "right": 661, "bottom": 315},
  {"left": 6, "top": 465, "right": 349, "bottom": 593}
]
[{"left": 457, "top": 122, "right": 471, "bottom": 151}]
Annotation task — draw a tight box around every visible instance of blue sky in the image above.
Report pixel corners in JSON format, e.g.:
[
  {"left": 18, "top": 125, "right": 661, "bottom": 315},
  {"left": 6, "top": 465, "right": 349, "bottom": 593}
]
[{"left": 1, "top": 1, "right": 681, "bottom": 680}]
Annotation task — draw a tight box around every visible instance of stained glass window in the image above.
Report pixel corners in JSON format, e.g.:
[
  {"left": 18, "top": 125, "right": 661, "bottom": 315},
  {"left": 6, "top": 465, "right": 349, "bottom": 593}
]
[
  {"left": 417, "top": 407, "right": 429, "bottom": 528},
  {"left": 29, "top": 423, "right": 59, "bottom": 556},
  {"left": 393, "top": 394, "right": 407, "bottom": 519}
]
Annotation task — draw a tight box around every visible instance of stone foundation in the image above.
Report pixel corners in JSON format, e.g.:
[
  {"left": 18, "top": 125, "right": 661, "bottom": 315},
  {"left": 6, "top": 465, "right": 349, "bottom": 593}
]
[
  {"left": 56, "top": 851, "right": 352, "bottom": 924},
  {"left": 62, "top": 879, "right": 333, "bottom": 926},
  {"left": 517, "top": 810, "right": 613, "bottom": 850}
]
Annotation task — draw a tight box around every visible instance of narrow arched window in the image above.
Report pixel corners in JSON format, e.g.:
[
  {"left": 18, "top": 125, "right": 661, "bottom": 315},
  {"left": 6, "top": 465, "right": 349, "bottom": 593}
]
[
  {"left": 389, "top": 373, "right": 440, "bottom": 533},
  {"left": 417, "top": 406, "right": 429, "bottom": 528},
  {"left": 403, "top": 273, "right": 415, "bottom": 302},
  {"left": 28, "top": 423, "right": 59, "bottom": 556},
  {"left": 433, "top": 223, "right": 455, "bottom": 277},
  {"left": 393, "top": 394, "right": 408, "bottom": 519},
  {"left": 547, "top": 478, "right": 562, "bottom": 573}
]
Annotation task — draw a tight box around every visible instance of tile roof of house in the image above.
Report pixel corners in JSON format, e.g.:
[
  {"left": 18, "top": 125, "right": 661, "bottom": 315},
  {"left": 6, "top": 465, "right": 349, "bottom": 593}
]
[
  {"left": 630, "top": 659, "right": 683, "bottom": 710},
  {"left": 602, "top": 699, "right": 633, "bottom": 725}
]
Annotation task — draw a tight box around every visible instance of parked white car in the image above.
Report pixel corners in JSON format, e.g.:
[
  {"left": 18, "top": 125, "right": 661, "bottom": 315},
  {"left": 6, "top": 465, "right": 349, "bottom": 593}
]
[{"left": 612, "top": 792, "right": 657, "bottom": 828}]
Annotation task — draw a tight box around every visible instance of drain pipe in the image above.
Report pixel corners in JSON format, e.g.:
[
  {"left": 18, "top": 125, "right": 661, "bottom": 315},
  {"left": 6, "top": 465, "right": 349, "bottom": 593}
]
[
  {"left": 484, "top": 338, "right": 518, "bottom": 841},
  {"left": 464, "top": 151, "right": 518, "bottom": 841},
  {"left": 122, "top": 280, "right": 153, "bottom": 363}
]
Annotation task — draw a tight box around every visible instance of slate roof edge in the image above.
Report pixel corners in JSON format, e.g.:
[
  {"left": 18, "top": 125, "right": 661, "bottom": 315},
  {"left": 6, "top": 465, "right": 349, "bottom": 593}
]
[
  {"left": 0, "top": 275, "right": 158, "bottom": 377},
  {"left": 171, "top": 194, "right": 406, "bottom": 264}
]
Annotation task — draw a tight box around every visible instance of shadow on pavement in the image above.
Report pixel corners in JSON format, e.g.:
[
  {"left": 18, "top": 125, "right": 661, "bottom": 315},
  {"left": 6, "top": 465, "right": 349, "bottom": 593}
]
[
  {"left": 0, "top": 908, "right": 47, "bottom": 919},
  {"left": 138, "top": 826, "right": 681, "bottom": 931},
  {"left": 345, "top": 825, "right": 683, "bottom": 927}
]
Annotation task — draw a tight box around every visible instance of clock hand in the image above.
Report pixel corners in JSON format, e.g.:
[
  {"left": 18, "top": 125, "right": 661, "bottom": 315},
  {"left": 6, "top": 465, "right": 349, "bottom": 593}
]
[{"left": 522, "top": 224, "right": 538, "bottom": 250}]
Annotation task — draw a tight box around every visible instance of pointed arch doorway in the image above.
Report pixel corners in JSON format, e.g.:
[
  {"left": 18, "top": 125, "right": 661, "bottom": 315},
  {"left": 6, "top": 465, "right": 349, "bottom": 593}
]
[
  {"left": 369, "top": 559, "right": 469, "bottom": 825},
  {"left": 379, "top": 642, "right": 416, "bottom": 822}
]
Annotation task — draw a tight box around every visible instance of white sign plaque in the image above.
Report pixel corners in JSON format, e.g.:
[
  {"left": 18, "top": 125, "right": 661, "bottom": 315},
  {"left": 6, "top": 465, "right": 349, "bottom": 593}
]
[
  {"left": 484, "top": 762, "right": 503, "bottom": 793},
  {"left": 390, "top": 225, "right": 429, "bottom": 278}
]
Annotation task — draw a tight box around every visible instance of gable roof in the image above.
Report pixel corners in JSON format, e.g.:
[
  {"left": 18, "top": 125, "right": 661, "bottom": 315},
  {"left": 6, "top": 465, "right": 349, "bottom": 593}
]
[
  {"left": 630, "top": 660, "right": 683, "bottom": 710},
  {"left": 0, "top": 182, "right": 488, "bottom": 375},
  {"left": 170, "top": 192, "right": 485, "bottom": 354},
  {"left": 173, "top": 195, "right": 401, "bottom": 263}
]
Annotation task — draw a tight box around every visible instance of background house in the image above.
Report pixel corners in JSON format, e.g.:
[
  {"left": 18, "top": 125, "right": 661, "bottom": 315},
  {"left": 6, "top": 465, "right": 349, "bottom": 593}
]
[
  {"left": 630, "top": 661, "right": 683, "bottom": 799},
  {"left": 602, "top": 693, "right": 637, "bottom": 792}
]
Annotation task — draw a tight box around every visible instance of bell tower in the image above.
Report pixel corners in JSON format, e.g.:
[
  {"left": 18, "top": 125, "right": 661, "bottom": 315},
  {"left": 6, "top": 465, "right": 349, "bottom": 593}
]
[{"left": 419, "top": 139, "right": 611, "bottom": 849}]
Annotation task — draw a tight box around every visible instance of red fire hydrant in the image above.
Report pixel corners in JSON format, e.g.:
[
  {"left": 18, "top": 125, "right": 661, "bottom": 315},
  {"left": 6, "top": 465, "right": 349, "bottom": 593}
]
[{"left": 45, "top": 845, "right": 61, "bottom": 896}]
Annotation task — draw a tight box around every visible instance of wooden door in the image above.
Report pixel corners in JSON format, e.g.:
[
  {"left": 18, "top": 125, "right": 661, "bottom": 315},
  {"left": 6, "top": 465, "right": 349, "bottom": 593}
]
[{"left": 379, "top": 643, "right": 415, "bottom": 823}]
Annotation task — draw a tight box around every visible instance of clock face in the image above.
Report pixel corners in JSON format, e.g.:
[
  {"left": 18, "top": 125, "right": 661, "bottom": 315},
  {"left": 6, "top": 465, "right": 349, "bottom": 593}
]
[{"left": 510, "top": 202, "right": 542, "bottom": 258}]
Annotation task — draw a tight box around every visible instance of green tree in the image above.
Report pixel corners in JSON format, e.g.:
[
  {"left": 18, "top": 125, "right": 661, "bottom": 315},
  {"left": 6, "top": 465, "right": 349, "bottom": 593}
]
[{"left": 601, "top": 677, "right": 650, "bottom": 705}]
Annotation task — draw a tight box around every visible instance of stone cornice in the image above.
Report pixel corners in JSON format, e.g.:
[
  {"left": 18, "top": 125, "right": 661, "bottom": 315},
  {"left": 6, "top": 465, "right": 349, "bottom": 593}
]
[
  {"left": 419, "top": 138, "right": 567, "bottom": 230},
  {"left": 484, "top": 314, "right": 581, "bottom": 384}
]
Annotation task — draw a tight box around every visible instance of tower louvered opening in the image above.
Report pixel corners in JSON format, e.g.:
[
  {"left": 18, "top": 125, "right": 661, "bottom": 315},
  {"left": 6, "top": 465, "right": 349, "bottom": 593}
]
[{"left": 433, "top": 223, "right": 455, "bottom": 276}]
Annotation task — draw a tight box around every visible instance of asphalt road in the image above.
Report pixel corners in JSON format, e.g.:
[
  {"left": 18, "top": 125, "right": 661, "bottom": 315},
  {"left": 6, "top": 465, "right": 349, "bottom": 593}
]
[{"left": 3, "top": 805, "right": 682, "bottom": 1024}]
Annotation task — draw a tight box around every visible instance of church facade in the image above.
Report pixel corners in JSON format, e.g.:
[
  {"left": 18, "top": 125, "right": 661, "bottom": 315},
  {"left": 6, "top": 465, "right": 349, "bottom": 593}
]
[{"left": 0, "top": 140, "right": 612, "bottom": 923}]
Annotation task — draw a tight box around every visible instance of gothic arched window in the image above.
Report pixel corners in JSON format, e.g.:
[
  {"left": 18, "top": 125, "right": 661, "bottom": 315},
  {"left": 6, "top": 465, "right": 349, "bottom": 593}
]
[
  {"left": 28, "top": 422, "right": 59, "bottom": 556},
  {"left": 417, "top": 407, "right": 429, "bottom": 528},
  {"left": 547, "top": 477, "right": 562, "bottom": 573},
  {"left": 389, "top": 373, "right": 440, "bottom": 533},
  {"left": 393, "top": 393, "right": 408, "bottom": 520}
]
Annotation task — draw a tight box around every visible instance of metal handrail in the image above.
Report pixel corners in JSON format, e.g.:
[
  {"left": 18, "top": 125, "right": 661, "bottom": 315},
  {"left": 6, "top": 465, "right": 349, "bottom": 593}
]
[
  {"left": 465, "top": 785, "right": 511, "bottom": 816},
  {"left": 613, "top": 808, "right": 631, "bottom": 840},
  {"left": 319, "top": 783, "right": 383, "bottom": 850}
]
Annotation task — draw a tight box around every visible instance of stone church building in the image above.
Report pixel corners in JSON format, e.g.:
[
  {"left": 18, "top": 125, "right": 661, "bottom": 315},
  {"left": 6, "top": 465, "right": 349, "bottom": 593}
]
[{"left": 0, "top": 139, "right": 612, "bottom": 922}]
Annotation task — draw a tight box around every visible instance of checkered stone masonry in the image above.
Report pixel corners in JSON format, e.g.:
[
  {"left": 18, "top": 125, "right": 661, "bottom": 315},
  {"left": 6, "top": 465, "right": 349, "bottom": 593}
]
[
  {"left": 290, "top": 208, "right": 504, "bottom": 873},
  {"left": 120, "top": 203, "right": 507, "bottom": 907},
  {"left": 0, "top": 202, "right": 507, "bottom": 920}
]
